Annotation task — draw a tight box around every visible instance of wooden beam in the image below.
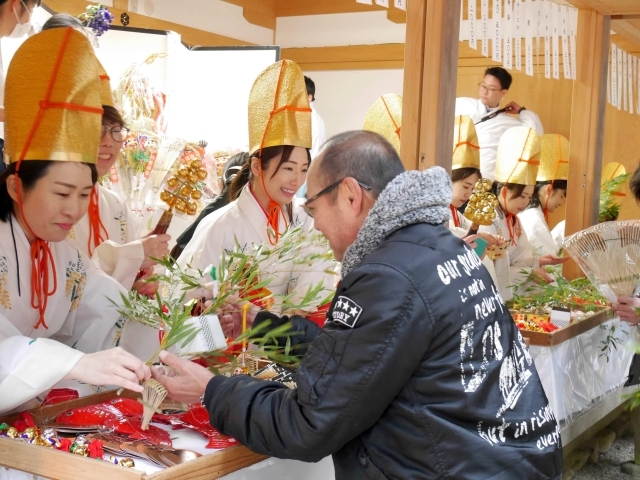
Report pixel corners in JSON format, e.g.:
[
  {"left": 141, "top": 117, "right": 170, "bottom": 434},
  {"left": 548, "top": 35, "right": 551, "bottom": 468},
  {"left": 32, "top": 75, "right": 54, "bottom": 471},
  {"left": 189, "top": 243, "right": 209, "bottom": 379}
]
[
  {"left": 275, "top": 0, "right": 385, "bottom": 16},
  {"left": 220, "top": 0, "right": 276, "bottom": 30},
  {"left": 387, "top": 8, "right": 407, "bottom": 24},
  {"left": 282, "top": 44, "right": 404, "bottom": 70},
  {"left": 564, "top": 9, "right": 611, "bottom": 279},
  {"left": 43, "top": 0, "right": 254, "bottom": 46},
  {"left": 417, "top": 0, "right": 461, "bottom": 173},
  {"left": 399, "top": 0, "right": 427, "bottom": 170},
  {"left": 611, "top": 21, "right": 640, "bottom": 50},
  {"left": 566, "top": 0, "right": 640, "bottom": 16}
]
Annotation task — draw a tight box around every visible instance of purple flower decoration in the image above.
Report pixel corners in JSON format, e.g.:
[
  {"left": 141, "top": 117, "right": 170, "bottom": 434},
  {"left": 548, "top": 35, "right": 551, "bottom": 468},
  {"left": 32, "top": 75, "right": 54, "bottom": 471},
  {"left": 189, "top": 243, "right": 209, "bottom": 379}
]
[{"left": 79, "top": 3, "right": 114, "bottom": 37}]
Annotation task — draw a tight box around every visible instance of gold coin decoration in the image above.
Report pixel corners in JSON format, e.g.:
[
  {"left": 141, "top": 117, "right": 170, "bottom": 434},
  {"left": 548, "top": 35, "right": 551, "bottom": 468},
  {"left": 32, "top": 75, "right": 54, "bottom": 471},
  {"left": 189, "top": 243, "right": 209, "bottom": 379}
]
[
  {"left": 160, "top": 155, "right": 208, "bottom": 216},
  {"left": 463, "top": 178, "right": 499, "bottom": 226}
]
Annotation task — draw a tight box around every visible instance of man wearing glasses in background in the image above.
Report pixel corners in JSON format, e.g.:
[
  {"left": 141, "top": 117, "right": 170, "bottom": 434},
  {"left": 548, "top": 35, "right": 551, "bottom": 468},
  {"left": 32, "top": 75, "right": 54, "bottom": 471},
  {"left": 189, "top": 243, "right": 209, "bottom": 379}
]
[
  {"left": 152, "top": 130, "right": 562, "bottom": 480},
  {"left": 455, "top": 66, "right": 544, "bottom": 181}
]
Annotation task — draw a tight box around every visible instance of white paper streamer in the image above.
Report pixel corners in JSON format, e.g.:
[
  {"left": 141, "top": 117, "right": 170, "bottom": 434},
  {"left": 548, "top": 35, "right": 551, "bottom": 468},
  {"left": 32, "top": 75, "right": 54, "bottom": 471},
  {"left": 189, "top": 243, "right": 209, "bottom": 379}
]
[
  {"left": 515, "top": 0, "right": 522, "bottom": 71},
  {"left": 493, "top": 0, "right": 502, "bottom": 62},
  {"left": 482, "top": 0, "right": 489, "bottom": 57},
  {"left": 617, "top": 45, "right": 623, "bottom": 110},
  {"left": 561, "top": 6, "right": 571, "bottom": 79},
  {"left": 394, "top": 0, "right": 406, "bottom": 10},
  {"left": 375, "top": 0, "right": 389, "bottom": 7},
  {"left": 607, "top": 53, "right": 611, "bottom": 105},
  {"left": 504, "top": 0, "right": 513, "bottom": 69},
  {"left": 611, "top": 44, "right": 618, "bottom": 108},
  {"left": 544, "top": 0, "right": 551, "bottom": 79},
  {"left": 569, "top": 7, "right": 577, "bottom": 80},
  {"left": 636, "top": 56, "right": 640, "bottom": 115},
  {"left": 627, "top": 54, "right": 633, "bottom": 113},
  {"left": 552, "top": 2, "right": 560, "bottom": 79},
  {"left": 623, "top": 50, "right": 628, "bottom": 112},
  {"left": 469, "top": 0, "right": 477, "bottom": 49},
  {"left": 525, "top": 0, "right": 533, "bottom": 76},
  {"left": 536, "top": 0, "right": 542, "bottom": 72}
]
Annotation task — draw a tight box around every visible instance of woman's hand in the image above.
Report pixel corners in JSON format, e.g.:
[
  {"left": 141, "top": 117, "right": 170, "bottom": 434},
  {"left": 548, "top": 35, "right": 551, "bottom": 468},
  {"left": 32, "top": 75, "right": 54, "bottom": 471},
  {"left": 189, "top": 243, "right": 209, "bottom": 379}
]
[
  {"left": 539, "top": 254, "right": 570, "bottom": 267},
  {"left": 532, "top": 268, "right": 554, "bottom": 284},
  {"left": 65, "top": 347, "right": 150, "bottom": 393},
  {"left": 140, "top": 234, "right": 171, "bottom": 270},
  {"left": 612, "top": 296, "right": 640, "bottom": 325}
]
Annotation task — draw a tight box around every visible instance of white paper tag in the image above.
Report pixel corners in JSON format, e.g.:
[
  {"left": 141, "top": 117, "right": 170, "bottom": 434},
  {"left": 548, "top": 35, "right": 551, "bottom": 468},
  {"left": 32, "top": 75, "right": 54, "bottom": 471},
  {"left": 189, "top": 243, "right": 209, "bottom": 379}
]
[
  {"left": 504, "top": 0, "right": 513, "bottom": 69},
  {"left": 618, "top": 45, "right": 623, "bottom": 110},
  {"left": 493, "top": 0, "right": 502, "bottom": 62},
  {"left": 569, "top": 7, "right": 577, "bottom": 80},
  {"left": 550, "top": 307, "right": 571, "bottom": 329},
  {"left": 375, "top": 0, "right": 389, "bottom": 7},
  {"left": 624, "top": 50, "right": 629, "bottom": 111},
  {"left": 469, "top": 0, "right": 477, "bottom": 49},
  {"left": 482, "top": 0, "right": 489, "bottom": 57},
  {"left": 544, "top": 0, "right": 551, "bottom": 79},
  {"left": 561, "top": 5, "right": 571, "bottom": 79},
  {"left": 515, "top": 0, "right": 522, "bottom": 71},
  {"left": 627, "top": 54, "right": 634, "bottom": 113},
  {"left": 552, "top": 2, "right": 560, "bottom": 79},
  {"left": 607, "top": 54, "right": 611, "bottom": 105},
  {"left": 525, "top": 0, "right": 533, "bottom": 76},
  {"left": 611, "top": 43, "right": 618, "bottom": 107},
  {"left": 394, "top": 0, "right": 406, "bottom": 10}
]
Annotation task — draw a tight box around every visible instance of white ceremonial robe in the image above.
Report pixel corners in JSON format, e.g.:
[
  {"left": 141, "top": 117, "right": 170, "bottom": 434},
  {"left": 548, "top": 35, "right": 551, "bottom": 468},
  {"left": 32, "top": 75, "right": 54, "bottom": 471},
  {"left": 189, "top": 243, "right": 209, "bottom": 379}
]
[
  {"left": 454, "top": 98, "right": 544, "bottom": 181},
  {"left": 519, "top": 206, "right": 561, "bottom": 257},
  {"left": 177, "top": 186, "right": 337, "bottom": 313},
  {"left": 551, "top": 220, "right": 565, "bottom": 248},
  {"left": 66, "top": 185, "right": 144, "bottom": 290},
  {"left": 479, "top": 211, "right": 540, "bottom": 302},
  {"left": 448, "top": 211, "right": 499, "bottom": 287},
  {"left": 0, "top": 216, "right": 130, "bottom": 414}
]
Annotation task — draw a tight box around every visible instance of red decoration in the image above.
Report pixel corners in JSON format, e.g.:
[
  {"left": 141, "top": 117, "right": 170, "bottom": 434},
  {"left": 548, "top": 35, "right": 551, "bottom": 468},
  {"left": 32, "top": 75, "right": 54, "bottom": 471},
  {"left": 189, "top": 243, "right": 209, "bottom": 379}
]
[
  {"left": 57, "top": 438, "right": 72, "bottom": 452},
  {"left": 13, "top": 420, "right": 27, "bottom": 432},
  {"left": 20, "top": 412, "right": 35, "bottom": 428},
  {"left": 87, "top": 440, "right": 104, "bottom": 459},
  {"left": 41, "top": 388, "right": 79, "bottom": 407}
]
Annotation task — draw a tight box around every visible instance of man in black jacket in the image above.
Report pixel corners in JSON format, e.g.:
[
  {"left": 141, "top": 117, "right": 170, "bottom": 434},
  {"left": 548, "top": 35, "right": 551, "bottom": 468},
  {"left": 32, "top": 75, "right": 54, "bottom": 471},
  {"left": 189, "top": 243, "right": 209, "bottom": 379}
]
[{"left": 154, "top": 131, "right": 562, "bottom": 479}]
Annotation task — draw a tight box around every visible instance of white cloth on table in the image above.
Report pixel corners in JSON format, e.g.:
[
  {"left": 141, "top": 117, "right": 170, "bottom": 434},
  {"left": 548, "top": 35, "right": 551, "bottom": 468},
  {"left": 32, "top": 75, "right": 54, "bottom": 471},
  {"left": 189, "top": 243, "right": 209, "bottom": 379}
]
[{"left": 454, "top": 97, "right": 544, "bottom": 181}]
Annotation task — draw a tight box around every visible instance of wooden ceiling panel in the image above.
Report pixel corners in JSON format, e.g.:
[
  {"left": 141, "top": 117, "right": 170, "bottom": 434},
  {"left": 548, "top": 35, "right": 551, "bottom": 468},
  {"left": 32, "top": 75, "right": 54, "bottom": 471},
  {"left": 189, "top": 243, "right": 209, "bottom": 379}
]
[{"left": 566, "top": 0, "right": 640, "bottom": 15}]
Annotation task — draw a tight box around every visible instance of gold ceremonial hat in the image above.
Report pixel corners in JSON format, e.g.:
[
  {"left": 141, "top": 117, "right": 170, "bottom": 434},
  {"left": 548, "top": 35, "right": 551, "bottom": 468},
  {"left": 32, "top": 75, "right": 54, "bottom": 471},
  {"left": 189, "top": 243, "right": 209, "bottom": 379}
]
[
  {"left": 494, "top": 127, "right": 541, "bottom": 185},
  {"left": 363, "top": 94, "right": 402, "bottom": 154},
  {"left": 601, "top": 162, "right": 626, "bottom": 186},
  {"left": 5, "top": 28, "right": 103, "bottom": 165},
  {"left": 248, "top": 59, "right": 311, "bottom": 156},
  {"left": 538, "top": 134, "right": 569, "bottom": 182},
  {"left": 452, "top": 115, "right": 480, "bottom": 170}
]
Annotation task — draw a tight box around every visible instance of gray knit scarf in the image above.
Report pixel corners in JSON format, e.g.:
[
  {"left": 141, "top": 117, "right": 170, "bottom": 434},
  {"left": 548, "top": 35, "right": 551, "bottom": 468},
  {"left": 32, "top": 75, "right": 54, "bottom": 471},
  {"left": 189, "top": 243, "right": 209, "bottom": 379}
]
[{"left": 341, "top": 167, "right": 452, "bottom": 278}]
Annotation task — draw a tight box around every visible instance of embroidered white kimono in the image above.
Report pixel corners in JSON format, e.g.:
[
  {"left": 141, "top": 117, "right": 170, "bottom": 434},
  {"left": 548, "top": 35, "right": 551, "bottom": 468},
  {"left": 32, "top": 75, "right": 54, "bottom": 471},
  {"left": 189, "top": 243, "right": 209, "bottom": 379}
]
[
  {"left": 478, "top": 210, "right": 540, "bottom": 302},
  {"left": 0, "top": 215, "right": 133, "bottom": 414},
  {"left": 454, "top": 98, "right": 544, "bottom": 181},
  {"left": 518, "top": 206, "right": 561, "bottom": 257},
  {"left": 177, "top": 186, "right": 337, "bottom": 313},
  {"left": 448, "top": 210, "right": 499, "bottom": 287},
  {"left": 66, "top": 185, "right": 144, "bottom": 290}
]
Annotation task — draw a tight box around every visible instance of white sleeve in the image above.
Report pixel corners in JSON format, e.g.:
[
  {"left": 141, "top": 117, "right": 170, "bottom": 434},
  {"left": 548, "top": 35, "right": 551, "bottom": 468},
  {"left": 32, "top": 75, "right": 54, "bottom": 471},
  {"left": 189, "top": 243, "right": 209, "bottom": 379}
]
[
  {"left": 454, "top": 97, "right": 477, "bottom": 116},
  {"left": 92, "top": 240, "right": 145, "bottom": 290},
  {"left": 508, "top": 230, "right": 540, "bottom": 288},
  {"left": 0, "top": 330, "right": 83, "bottom": 414},
  {"left": 519, "top": 110, "right": 544, "bottom": 135}
]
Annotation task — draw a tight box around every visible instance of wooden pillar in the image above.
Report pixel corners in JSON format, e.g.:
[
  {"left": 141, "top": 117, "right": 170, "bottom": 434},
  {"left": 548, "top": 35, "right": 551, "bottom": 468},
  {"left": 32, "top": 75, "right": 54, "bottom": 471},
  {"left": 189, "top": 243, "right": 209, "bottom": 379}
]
[
  {"left": 564, "top": 9, "right": 610, "bottom": 279},
  {"left": 400, "top": 0, "right": 460, "bottom": 172}
]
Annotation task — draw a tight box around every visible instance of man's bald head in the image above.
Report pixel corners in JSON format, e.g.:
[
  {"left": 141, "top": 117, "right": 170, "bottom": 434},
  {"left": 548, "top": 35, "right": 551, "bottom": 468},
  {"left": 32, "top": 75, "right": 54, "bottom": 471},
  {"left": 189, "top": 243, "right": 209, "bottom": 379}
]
[{"left": 311, "top": 130, "right": 405, "bottom": 200}]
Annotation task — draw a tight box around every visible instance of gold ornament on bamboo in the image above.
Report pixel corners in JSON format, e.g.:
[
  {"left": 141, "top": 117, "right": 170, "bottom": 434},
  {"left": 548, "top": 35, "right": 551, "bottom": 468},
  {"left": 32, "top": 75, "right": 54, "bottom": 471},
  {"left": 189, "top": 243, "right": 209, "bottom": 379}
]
[
  {"left": 452, "top": 115, "right": 480, "bottom": 170},
  {"left": 160, "top": 144, "right": 208, "bottom": 217},
  {"left": 363, "top": 94, "right": 402, "bottom": 154},
  {"left": 538, "top": 134, "right": 569, "bottom": 182},
  {"left": 464, "top": 178, "right": 499, "bottom": 227}
]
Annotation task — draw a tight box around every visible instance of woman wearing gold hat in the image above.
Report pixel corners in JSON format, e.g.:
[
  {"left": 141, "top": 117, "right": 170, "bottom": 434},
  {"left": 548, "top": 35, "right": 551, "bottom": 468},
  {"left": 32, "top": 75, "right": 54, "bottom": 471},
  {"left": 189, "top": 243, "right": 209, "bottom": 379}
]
[
  {"left": 362, "top": 93, "right": 402, "bottom": 155},
  {"left": 518, "top": 134, "right": 569, "bottom": 257},
  {"left": 0, "top": 28, "right": 150, "bottom": 415},
  {"left": 176, "top": 60, "right": 336, "bottom": 327},
  {"left": 479, "top": 127, "right": 566, "bottom": 301}
]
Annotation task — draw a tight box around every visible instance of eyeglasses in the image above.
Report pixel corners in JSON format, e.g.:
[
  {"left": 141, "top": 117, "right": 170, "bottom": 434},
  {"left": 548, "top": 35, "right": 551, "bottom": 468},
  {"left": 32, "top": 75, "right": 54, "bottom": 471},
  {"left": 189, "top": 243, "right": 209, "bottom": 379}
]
[
  {"left": 478, "top": 82, "right": 502, "bottom": 93},
  {"left": 101, "top": 125, "right": 129, "bottom": 142},
  {"left": 302, "top": 178, "right": 372, "bottom": 217}
]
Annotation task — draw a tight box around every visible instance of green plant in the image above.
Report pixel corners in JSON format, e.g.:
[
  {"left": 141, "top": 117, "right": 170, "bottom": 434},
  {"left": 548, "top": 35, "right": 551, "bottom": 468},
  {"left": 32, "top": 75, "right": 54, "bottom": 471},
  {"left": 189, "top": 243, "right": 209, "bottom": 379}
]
[
  {"left": 599, "top": 173, "right": 630, "bottom": 222},
  {"left": 598, "top": 323, "right": 629, "bottom": 362}
]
